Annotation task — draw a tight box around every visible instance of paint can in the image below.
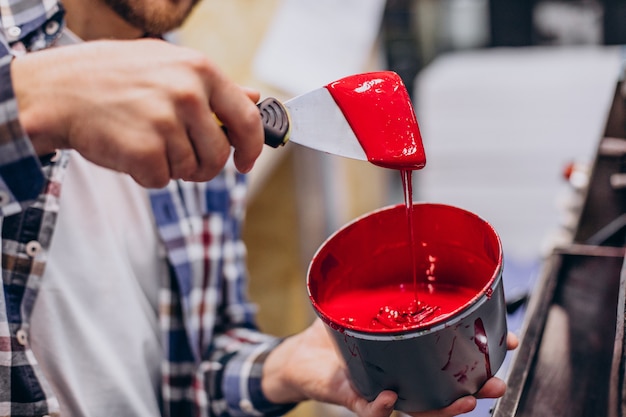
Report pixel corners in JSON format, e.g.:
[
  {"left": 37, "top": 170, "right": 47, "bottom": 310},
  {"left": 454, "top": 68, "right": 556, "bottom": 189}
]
[{"left": 307, "top": 203, "right": 508, "bottom": 412}]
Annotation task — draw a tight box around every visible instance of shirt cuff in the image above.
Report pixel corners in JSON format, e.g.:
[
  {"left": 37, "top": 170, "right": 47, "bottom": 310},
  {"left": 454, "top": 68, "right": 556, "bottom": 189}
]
[
  {"left": 223, "top": 338, "right": 298, "bottom": 416},
  {"left": 0, "top": 58, "right": 46, "bottom": 211}
]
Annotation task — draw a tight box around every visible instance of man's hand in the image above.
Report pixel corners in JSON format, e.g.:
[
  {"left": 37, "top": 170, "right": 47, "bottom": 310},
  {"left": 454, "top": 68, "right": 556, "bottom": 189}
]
[
  {"left": 262, "top": 319, "right": 519, "bottom": 417},
  {"left": 11, "top": 38, "right": 264, "bottom": 187}
]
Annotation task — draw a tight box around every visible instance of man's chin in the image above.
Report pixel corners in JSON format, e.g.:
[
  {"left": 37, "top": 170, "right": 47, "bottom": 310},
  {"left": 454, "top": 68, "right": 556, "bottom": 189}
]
[{"left": 105, "top": 0, "right": 198, "bottom": 35}]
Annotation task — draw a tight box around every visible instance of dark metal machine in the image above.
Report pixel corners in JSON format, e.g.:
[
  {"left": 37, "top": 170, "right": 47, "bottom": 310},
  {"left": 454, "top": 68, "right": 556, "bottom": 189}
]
[{"left": 492, "top": 79, "right": 626, "bottom": 416}]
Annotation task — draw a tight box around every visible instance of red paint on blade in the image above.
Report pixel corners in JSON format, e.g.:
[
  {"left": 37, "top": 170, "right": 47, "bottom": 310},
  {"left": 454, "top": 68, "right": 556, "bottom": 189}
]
[{"left": 325, "top": 71, "right": 426, "bottom": 170}]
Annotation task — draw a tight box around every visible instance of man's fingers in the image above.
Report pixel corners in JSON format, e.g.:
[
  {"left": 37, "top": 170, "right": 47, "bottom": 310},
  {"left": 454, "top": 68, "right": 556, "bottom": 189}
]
[
  {"left": 208, "top": 76, "right": 264, "bottom": 174},
  {"left": 475, "top": 377, "right": 507, "bottom": 399},
  {"left": 240, "top": 85, "right": 261, "bottom": 103},
  {"left": 405, "top": 396, "right": 477, "bottom": 417},
  {"left": 397, "top": 377, "right": 507, "bottom": 417},
  {"left": 222, "top": 102, "right": 264, "bottom": 173},
  {"left": 507, "top": 332, "right": 520, "bottom": 350},
  {"left": 352, "top": 390, "right": 397, "bottom": 417},
  {"left": 182, "top": 100, "right": 232, "bottom": 181}
]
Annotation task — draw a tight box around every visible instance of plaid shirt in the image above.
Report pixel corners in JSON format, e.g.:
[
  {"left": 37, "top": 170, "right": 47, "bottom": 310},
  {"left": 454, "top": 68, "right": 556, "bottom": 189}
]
[{"left": 0, "top": 2, "right": 295, "bottom": 416}]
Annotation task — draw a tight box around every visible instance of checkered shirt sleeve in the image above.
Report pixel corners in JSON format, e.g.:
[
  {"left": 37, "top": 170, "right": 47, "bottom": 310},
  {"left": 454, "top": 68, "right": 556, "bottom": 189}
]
[{"left": 150, "top": 169, "right": 297, "bottom": 417}]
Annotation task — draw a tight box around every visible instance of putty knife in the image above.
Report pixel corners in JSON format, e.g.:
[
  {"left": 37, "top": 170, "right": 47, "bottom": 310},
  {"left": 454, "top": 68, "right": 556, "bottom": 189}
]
[
  {"left": 257, "top": 70, "right": 425, "bottom": 170},
  {"left": 258, "top": 89, "right": 367, "bottom": 161}
]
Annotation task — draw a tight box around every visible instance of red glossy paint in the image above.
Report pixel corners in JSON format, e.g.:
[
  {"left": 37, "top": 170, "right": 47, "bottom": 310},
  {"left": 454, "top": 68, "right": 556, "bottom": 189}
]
[
  {"left": 401, "top": 169, "right": 419, "bottom": 301},
  {"left": 314, "top": 241, "right": 496, "bottom": 333},
  {"left": 320, "top": 283, "right": 477, "bottom": 332},
  {"left": 325, "top": 71, "right": 426, "bottom": 170}
]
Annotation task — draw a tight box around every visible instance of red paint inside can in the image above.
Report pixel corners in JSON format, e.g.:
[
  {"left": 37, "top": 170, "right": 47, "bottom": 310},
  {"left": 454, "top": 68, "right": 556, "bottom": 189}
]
[{"left": 308, "top": 204, "right": 502, "bottom": 334}]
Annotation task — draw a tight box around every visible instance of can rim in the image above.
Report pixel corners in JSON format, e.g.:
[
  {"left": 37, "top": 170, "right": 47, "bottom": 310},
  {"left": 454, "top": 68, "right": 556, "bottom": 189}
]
[{"left": 306, "top": 202, "right": 504, "bottom": 338}]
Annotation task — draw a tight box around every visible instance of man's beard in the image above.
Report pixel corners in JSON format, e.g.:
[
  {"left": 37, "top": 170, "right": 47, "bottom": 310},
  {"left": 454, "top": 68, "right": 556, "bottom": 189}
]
[{"left": 103, "top": 0, "right": 199, "bottom": 35}]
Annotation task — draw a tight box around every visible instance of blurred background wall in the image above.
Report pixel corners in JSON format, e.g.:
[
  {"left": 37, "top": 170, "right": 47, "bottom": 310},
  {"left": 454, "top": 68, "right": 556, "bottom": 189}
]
[{"left": 175, "top": 1, "right": 625, "bottom": 416}]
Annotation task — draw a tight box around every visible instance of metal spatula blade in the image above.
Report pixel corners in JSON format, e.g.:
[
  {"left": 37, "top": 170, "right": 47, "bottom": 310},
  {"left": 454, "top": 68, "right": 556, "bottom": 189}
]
[{"left": 259, "top": 89, "right": 367, "bottom": 161}]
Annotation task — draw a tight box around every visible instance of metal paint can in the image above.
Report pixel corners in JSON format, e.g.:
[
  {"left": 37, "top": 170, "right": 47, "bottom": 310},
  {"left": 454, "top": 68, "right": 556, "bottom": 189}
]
[{"left": 307, "top": 203, "right": 508, "bottom": 412}]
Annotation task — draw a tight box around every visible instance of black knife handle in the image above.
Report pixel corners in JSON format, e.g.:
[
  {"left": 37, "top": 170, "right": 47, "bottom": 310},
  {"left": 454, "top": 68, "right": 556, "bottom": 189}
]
[
  {"left": 219, "top": 97, "right": 290, "bottom": 148},
  {"left": 258, "top": 97, "right": 290, "bottom": 148}
]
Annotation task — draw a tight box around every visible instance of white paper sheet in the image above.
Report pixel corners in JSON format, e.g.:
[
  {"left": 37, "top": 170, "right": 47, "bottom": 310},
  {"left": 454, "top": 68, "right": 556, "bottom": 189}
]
[{"left": 252, "top": 0, "right": 386, "bottom": 96}]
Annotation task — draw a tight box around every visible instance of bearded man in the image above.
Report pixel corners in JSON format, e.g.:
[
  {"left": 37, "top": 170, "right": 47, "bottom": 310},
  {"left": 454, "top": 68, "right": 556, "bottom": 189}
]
[{"left": 0, "top": 0, "right": 517, "bottom": 415}]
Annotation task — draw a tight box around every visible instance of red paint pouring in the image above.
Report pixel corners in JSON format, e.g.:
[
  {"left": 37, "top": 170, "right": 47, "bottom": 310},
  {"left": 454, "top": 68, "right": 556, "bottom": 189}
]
[
  {"left": 324, "top": 71, "right": 430, "bottom": 327},
  {"left": 325, "top": 71, "right": 426, "bottom": 170},
  {"left": 315, "top": 72, "right": 498, "bottom": 345}
]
